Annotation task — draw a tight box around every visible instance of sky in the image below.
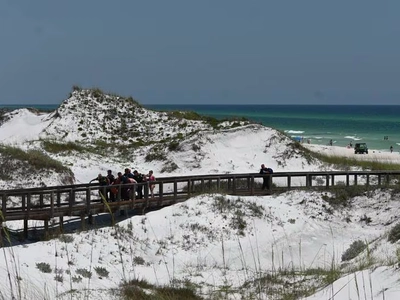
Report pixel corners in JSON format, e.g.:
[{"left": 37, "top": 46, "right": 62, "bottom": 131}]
[
  {"left": 1, "top": 0, "right": 400, "bottom": 105},
  {"left": 2, "top": 106, "right": 400, "bottom": 299}
]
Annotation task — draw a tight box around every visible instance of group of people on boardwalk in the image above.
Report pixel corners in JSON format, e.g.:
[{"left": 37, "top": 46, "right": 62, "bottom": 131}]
[
  {"left": 90, "top": 168, "right": 156, "bottom": 202},
  {"left": 91, "top": 164, "right": 274, "bottom": 201}
]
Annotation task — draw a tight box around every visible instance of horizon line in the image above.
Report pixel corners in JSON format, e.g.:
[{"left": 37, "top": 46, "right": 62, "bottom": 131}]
[{"left": 1, "top": 103, "right": 400, "bottom": 107}]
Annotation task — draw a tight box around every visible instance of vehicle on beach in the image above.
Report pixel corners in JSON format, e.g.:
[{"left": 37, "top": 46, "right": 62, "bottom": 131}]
[{"left": 354, "top": 143, "right": 368, "bottom": 154}]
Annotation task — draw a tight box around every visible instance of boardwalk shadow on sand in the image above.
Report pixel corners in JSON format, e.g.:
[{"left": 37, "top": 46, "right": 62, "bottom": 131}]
[{"left": 1, "top": 205, "right": 165, "bottom": 248}]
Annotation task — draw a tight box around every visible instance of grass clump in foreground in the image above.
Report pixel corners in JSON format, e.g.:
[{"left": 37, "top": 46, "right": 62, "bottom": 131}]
[
  {"left": 241, "top": 265, "right": 341, "bottom": 300},
  {"left": 121, "top": 279, "right": 202, "bottom": 300}
]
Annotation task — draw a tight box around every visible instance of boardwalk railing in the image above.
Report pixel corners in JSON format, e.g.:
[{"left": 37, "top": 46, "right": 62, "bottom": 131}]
[{"left": 1, "top": 170, "right": 399, "bottom": 239}]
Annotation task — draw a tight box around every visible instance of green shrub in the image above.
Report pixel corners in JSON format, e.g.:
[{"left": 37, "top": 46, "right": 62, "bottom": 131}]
[
  {"left": 133, "top": 256, "right": 145, "bottom": 265},
  {"left": 72, "top": 276, "right": 82, "bottom": 283},
  {"left": 91, "top": 87, "right": 103, "bottom": 98},
  {"left": 168, "top": 141, "right": 181, "bottom": 151},
  {"left": 192, "top": 144, "right": 201, "bottom": 152},
  {"left": 126, "top": 96, "right": 142, "bottom": 107},
  {"left": 94, "top": 266, "right": 109, "bottom": 278},
  {"left": 161, "top": 162, "right": 179, "bottom": 173},
  {"left": 36, "top": 262, "right": 52, "bottom": 273},
  {"left": 58, "top": 234, "right": 74, "bottom": 243},
  {"left": 145, "top": 152, "right": 167, "bottom": 162},
  {"left": 76, "top": 268, "right": 92, "bottom": 278},
  {"left": 72, "top": 85, "right": 82, "bottom": 92},
  {"left": 388, "top": 223, "right": 400, "bottom": 243},
  {"left": 341, "top": 240, "right": 367, "bottom": 261}
]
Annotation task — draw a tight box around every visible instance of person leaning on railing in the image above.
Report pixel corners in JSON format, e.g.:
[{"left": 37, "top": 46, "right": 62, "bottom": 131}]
[
  {"left": 89, "top": 173, "right": 110, "bottom": 201},
  {"left": 259, "top": 164, "right": 273, "bottom": 193}
]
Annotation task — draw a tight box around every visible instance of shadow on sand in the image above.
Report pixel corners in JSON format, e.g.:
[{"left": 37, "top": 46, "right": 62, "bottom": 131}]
[{"left": 1, "top": 206, "right": 164, "bottom": 248}]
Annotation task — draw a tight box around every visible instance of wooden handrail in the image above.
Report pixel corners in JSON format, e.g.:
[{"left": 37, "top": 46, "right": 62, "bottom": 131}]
[{"left": 1, "top": 170, "right": 399, "bottom": 240}]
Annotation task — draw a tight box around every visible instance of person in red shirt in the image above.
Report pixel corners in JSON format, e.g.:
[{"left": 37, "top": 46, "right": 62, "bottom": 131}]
[{"left": 145, "top": 170, "right": 156, "bottom": 199}]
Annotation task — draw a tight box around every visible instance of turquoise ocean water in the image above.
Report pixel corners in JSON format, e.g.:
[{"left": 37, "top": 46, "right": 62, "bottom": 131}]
[
  {"left": 146, "top": 105, "right": 400, "bottom": 153},
  {"left": 2, "top": 104, "right": 399, "bottom": 153}
]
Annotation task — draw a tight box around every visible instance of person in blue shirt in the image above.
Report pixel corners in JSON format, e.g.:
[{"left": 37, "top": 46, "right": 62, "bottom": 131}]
[{"left": 259, "top": 164, "right": 272, "bottom": 192}]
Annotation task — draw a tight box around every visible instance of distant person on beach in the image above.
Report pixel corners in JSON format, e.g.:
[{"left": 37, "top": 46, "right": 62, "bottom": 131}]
[
  {"left": 350, "top": 141, "right": 353, "bottom": 148},
  {"left": 259, "top": 164, "right": 272, "bottom": 192},
  {"left": 390, "top": 145, "right": 393, "bottom": 153},
  {"left": 329, "top": 139, "right": 333, "bottom": 146}
]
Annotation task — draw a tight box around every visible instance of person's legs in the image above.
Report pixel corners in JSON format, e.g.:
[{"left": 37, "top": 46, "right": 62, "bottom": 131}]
[
  {"left": 108, "top": 188, "right": 115, "bottom": 202},
  {"left": 262, "top": 178, "right": 267, "bottom": 190},
  {"left": 150, "top": 186, "right": 155, "bottom": 198},
  {"left": 137, "top": 186, "right": 143, "bottom": 199},
  {"left": 266, "top": 175, "right": 271, "bottom": 190},
  {"left": 121, "top": 187, "right": 129, "bottom": 200}
]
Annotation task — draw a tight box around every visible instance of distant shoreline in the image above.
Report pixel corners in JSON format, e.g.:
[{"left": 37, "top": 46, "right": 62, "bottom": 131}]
[{"left": 304, "top": 144, "right": 400, "bottom": 162}]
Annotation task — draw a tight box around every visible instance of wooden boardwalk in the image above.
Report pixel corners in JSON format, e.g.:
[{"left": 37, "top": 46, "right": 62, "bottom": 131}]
[{"left": 1, "top": 170, "right": 399, "bottom": 240}]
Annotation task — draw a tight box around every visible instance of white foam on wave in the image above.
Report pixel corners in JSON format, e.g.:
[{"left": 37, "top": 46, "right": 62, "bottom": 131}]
[
  {"left": 344, "top": 135, "right": 362, "bottom": 140},
  {"left": 285, "top": 130, "right": 304, "bottom": 134}
]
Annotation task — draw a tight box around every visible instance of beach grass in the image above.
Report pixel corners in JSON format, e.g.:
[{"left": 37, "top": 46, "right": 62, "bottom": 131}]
[
  {"left": 0, "top": 144, "right": 72, "bottom": 174},
  {"left": 2, "top": 195, "right": 397, "bottom": 300}
]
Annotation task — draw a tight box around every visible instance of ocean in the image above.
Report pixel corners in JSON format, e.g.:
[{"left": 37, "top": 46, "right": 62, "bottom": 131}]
[
  {"left": 2, "top": 104, "right": 399, "bottom": 152},
  {"left": 146, "top": 105, "right": 400, "bottom": 153}
]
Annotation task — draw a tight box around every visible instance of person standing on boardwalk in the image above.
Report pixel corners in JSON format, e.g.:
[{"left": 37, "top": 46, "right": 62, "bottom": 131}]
[
  {"left": 133, "top": 170, "right": 144, "bottom": 199},
  {"left": 106, "top": 170, "right": 116, "bottom": 202},
  {"left": 145, "top": 170, "right": 156, "bottom": 199},
  {"left": 259, "top": 164, "right": 272, "bottom": 192},
  {"left": 89, "top": 173, "right": 110, "bottom": 201}
]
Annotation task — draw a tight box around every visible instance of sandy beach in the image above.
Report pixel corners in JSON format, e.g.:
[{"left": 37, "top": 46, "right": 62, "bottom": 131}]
[{"left": 304, "top": 144, "right": 400, "bottom": 164}]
